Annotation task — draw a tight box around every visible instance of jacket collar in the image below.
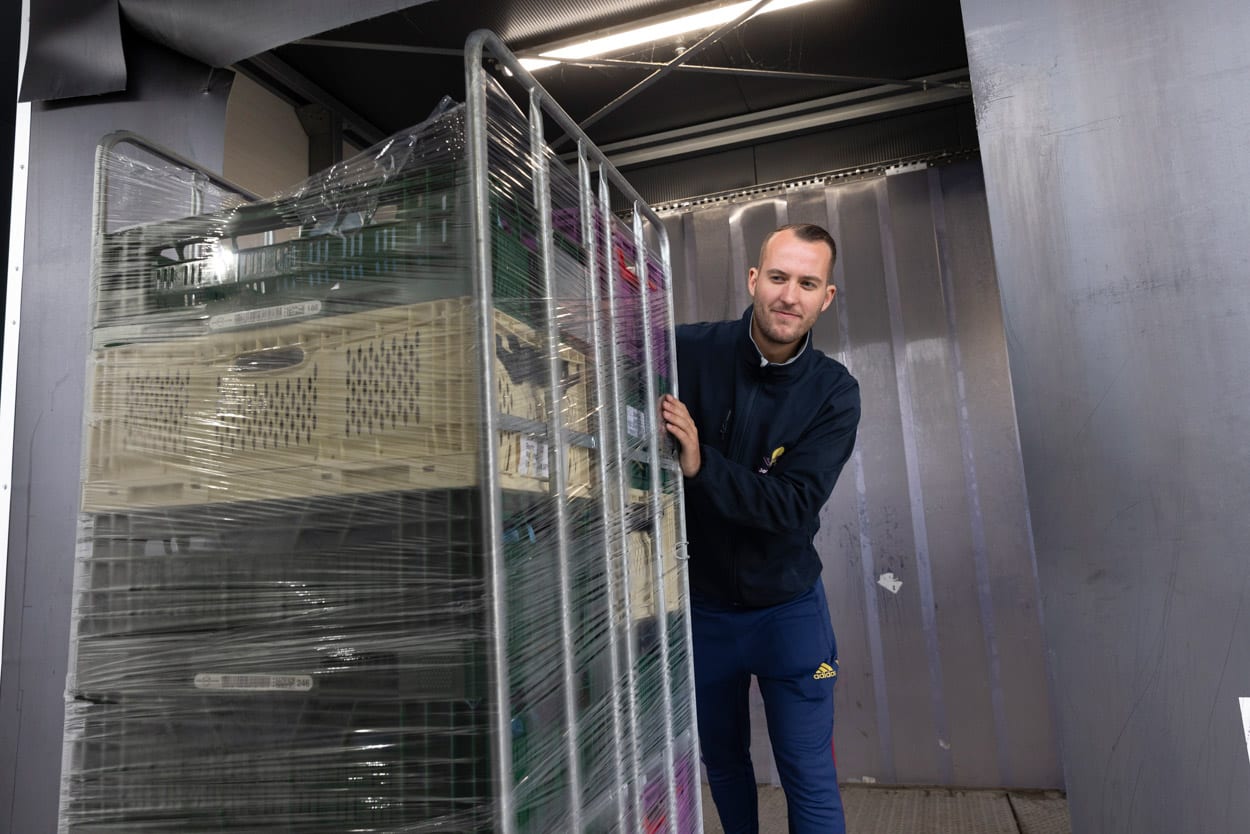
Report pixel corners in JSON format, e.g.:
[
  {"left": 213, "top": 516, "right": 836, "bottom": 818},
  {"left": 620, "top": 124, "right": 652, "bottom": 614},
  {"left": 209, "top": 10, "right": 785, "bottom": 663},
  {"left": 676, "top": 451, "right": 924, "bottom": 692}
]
[{"left": 738, "top": 306, "right": 811, "bottom": 377}]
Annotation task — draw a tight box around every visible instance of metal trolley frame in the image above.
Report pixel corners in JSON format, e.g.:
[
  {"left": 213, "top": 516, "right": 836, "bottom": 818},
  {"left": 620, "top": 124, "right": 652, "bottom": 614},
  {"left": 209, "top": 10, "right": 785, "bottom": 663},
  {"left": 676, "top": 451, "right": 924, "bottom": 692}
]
[
  {"left": 63, "top": 30, "right": 701, "bottom": 834},
  {"left": 465, "top": 30, "right": 701, "bottom": 834}
]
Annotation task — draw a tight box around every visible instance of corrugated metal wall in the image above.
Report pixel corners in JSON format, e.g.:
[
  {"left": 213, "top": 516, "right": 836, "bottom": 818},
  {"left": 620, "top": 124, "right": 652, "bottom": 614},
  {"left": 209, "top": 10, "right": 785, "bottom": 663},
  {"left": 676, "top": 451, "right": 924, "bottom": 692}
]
[{"left": 659, "top": 160, "right": 1062, "bottom": 789}]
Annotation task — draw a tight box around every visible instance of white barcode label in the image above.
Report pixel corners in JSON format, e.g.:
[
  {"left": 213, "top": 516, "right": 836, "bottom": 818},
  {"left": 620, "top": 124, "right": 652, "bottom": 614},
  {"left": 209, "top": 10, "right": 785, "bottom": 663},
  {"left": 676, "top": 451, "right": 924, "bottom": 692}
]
[
  {"left": 627, "top": 406, "right": 646, "bottom": 439},
  {"left": 194, "top": 673, "right": 313, "bottom": 692},
  {"left": 209, "top": 301, "right": 322, "bottom": 331},
  {"left": 519, "top": 437, "right": 550, "bottom": 478}
]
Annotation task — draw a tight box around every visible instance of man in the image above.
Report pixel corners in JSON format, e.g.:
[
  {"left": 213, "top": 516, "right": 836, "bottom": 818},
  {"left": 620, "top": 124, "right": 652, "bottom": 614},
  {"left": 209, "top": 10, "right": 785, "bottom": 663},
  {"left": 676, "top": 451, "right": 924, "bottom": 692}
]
[{"left": 661, "top": 223, "right": 860, "bottom": 834}]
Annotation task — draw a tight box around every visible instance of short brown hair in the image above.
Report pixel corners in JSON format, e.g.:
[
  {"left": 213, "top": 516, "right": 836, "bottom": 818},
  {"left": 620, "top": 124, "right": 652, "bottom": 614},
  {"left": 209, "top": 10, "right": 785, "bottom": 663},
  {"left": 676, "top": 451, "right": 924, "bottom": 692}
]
[{"left": 757, "top": 224, "right": 837, "bottom": 276}]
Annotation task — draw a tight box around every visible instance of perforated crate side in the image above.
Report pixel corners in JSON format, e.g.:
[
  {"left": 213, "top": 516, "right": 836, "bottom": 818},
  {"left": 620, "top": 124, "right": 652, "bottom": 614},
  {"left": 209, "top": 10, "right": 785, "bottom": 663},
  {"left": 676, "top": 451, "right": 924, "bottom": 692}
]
[{"left": 82, "top": 299, "right": 592, "bottom": 510}]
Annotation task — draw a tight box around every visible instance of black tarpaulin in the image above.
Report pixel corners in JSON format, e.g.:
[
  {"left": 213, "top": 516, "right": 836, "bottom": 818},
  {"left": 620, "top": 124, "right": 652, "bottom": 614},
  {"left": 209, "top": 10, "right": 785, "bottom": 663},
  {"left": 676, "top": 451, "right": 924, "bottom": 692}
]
[{"left": 19, "top": 0, "right": 437, "bottom": 102}]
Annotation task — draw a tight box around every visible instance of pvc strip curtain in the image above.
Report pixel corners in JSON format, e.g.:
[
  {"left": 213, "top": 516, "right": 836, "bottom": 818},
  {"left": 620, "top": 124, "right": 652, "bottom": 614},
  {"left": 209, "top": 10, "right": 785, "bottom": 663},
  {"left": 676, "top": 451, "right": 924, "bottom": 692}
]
[{"left": 657, "top": 162, "right": 1062, "bottom": 790}]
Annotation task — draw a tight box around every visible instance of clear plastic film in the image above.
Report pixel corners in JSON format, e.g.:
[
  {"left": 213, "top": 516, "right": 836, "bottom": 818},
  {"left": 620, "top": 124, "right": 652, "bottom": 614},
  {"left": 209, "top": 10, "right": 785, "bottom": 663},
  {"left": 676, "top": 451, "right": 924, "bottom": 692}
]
[{"left": 62, "top": 54, "right": 697, "bottom": 834}]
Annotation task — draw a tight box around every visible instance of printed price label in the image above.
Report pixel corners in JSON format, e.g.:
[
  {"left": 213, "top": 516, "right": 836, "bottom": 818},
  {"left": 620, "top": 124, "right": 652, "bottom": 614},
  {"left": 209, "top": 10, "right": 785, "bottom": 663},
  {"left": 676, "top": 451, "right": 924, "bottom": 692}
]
[
  {"left": 194, "top": 673, "right": 313, "bottom": 692},
  {"left": 519, "top": 437, "right": 550, "bottom": 479},
  {"left": 209, "top": 301, "right": 322, "bottom": 331}
]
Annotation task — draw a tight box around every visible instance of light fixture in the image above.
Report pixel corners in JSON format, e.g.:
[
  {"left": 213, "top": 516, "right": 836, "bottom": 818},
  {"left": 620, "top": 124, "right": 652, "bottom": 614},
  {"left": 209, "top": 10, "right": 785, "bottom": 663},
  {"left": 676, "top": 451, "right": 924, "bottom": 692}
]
[
  {"left": 519, "top": 0, "right": 822, "bottom": 71},
  {"left": 209, "top": 240, "right": 237, "bottom": 283}
]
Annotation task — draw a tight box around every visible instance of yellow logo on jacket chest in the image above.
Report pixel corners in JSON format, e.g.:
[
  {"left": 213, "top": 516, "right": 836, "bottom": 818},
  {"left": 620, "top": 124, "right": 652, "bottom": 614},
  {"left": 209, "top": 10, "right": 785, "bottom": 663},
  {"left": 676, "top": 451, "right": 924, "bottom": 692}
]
[{"left": 757, "top": 446, "right": 785, "bottom": 474}]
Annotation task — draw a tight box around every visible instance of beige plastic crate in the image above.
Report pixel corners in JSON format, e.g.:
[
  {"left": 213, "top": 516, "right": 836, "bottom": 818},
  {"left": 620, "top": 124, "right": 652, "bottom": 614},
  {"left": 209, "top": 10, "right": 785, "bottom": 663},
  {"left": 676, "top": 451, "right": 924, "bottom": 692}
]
[
  {"left": 626, "top": 490, "right": 683, "bottom": 621},
  {"left": 82, "top": 298, "right": 592, "bottom": 510}
]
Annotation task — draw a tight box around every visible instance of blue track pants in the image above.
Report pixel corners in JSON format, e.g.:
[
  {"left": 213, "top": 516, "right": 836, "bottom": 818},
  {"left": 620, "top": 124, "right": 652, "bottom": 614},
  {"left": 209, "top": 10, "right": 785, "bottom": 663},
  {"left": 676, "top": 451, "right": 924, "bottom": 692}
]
[{"left": 692, "top": 580, "right": 844, "bottom": 834}]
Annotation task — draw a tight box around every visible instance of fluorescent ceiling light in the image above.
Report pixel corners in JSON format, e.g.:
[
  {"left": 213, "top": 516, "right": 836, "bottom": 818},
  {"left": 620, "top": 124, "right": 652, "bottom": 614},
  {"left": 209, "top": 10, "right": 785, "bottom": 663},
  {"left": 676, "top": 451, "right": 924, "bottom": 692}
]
[{"left": 519, "top": 0, "right": 821, "bottom": 71}]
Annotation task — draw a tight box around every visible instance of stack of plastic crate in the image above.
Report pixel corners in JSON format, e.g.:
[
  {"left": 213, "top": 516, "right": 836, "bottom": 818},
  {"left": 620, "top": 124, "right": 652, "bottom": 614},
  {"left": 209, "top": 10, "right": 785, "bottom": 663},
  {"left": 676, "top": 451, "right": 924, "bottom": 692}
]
[{"left": 61, "top": 36, "right": 700, "bottom": 834}]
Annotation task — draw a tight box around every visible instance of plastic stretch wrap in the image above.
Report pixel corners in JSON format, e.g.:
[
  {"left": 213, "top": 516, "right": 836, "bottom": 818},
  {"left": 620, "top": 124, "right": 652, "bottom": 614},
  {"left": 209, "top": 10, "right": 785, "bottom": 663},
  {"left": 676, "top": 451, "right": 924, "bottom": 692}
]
[{"left": 61, "top": 66, "right": 698, "bottom": 833}]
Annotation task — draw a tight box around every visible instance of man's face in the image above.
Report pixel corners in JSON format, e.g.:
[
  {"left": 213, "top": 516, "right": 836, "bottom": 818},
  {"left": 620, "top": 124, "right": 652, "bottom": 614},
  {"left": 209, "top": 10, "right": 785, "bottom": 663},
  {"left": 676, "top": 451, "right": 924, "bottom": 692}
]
[{"left": 747, "top": 229, "right": 836, "bottom": 363}]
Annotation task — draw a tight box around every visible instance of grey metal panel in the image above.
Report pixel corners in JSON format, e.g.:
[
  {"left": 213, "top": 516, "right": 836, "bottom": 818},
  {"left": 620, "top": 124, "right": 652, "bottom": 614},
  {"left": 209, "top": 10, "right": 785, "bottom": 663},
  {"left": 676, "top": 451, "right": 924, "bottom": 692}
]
[
  {"left": 808, "top": 186, "right": 886, "bottom": 781},
  {"left": 887, "top": 168, "right": 996, "bottom": 787},
  {"left": 662, "top": 159, "right": 1061, "bottom": 790},
  {"left": 926, "top": 165, "right": 1013, "bottom": 786},
  {"left": 118, "top": 0, "right": 437, "bottom": 67},
  {"left": 836, "top": 178, "right": 935, "bottom": 784},
  {"left": 934, "top": 163, "right": 1059, "bottom": 789},
  {"left": 0, "top": 39, "right": 232, "bottom": 833},
  {"left": 728, "top": 198, "right": 786, "bottom": 308},
  {"left": 831, "top": 179, "right": 920, "bottom": 784},
  {"left": 21, "top": 0, "right": 439, "bottom": 101},
  {"left": 685, "top": 205, "right": 738, "bottom": 323},
  {"left": 962, "top": 0, "right": 1250, "bottom": 829},
  {"left": 833, "top": 184, "right": 905, "bottom": 785},
  {"left": 661, "top": 214, "right": 689, "bottom": 324},
  {"left": 865, "top": 176, "right": 949, "bottom": 785},
  {"left": 19, "top": 0, "right": 126, "bottom": 101}
]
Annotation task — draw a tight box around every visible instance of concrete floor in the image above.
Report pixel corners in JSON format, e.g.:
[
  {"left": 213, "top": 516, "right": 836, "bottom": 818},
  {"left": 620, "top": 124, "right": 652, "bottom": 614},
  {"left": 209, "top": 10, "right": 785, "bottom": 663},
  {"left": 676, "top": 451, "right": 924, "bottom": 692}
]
[{"left": 701, "top": 783, "right": 1072, "bottom": 834}]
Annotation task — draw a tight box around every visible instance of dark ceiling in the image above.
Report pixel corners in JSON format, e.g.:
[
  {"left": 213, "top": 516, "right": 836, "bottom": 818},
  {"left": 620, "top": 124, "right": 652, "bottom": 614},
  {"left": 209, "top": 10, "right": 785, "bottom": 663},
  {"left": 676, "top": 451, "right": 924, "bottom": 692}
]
[{"left": 254, "top": 0, "right": 969, "bottom": 151}]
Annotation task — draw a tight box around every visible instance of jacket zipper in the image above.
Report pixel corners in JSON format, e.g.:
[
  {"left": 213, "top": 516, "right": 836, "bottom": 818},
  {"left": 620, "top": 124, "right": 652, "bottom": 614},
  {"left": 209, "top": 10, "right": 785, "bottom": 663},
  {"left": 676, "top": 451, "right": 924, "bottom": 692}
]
[
  {"left": 727, "top": 382, "right": 759, "bottom": 464},
  {"left": 727, "top": 375, "right": 760, "bottom": 604}
]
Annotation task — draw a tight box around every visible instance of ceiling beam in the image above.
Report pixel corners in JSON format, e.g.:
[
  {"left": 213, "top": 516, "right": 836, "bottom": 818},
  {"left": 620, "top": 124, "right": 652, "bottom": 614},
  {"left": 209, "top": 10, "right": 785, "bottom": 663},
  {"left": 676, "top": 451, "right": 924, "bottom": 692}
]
[
  {"left": 581, "top": 70, "right": 971, "bottom": 168},
  {"left": 593, "top": 68, "right": 969, "bottom": 153},
  {"left": 558, "top": 56, "right": 969, "bottom": 91},
  {"left": 291, "top": 37, "right": 970, "bottom": 93},
  {"left": 295, "top": 38, "right": 463, "bottom": 58}
]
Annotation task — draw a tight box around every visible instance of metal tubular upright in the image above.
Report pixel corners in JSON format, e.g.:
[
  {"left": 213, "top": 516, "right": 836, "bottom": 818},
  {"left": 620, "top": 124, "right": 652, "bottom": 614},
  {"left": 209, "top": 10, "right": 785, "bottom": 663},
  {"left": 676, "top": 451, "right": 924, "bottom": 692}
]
[
  {"left": 662, "top": 222, "right": 703, "bottom": 830},
  {"left": 465, "top": 29, "right": 701, "bottom": 832},
  {"left": 601, "top": 170, "right": 648, "bottom": 830},
  {"left": 464, "top": 40, "right": 515, "bottom": 834},
  {"left": 528, "top": 85, "right": 585, "bottom": 832},
  {"left": 635, "top": 208, "right": 679, "bottom": 831},
  {"left": 578, "top": 142, "right": 630, "bottom": 832}
]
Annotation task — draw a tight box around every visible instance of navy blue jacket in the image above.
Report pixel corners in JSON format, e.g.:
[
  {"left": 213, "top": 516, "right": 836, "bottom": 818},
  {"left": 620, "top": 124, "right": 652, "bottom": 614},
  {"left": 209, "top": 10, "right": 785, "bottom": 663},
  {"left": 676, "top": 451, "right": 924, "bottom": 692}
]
[{"left": 677, "top": 308, "right": 860, "bottom": 607}]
